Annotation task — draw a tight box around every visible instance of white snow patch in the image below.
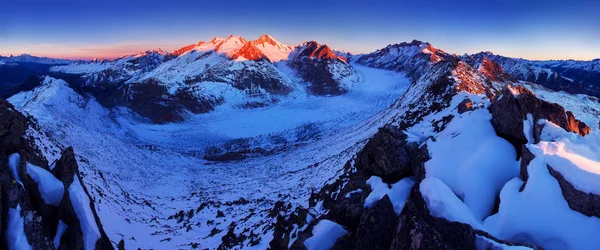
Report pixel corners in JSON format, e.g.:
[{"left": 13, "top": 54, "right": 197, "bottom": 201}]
[
  {"left": 304, "top": 219, "right": 347, "bottom": 250},
  {"left": 344, "top": 189, "right": 363, "bottom": 198},
  {"left": 420, "top": 177, "right": 483, "bottom": 229},
  {"left": 424, "top": 103, "right": 519, "bottom": 221},
  {"left": 364, "top": 176, "right": 416, "bottom": 215},
  {"left": 53, "top": 220, "right": 68, "bottom": 249},
  {"left": 7, "top": 205, "right": 32, "bottom": 250},
  {"left": 69, "top": 175, "right": 101, "bottom": 250},
  {"left": 26, "top": 162, "right": 64, "bottom": 206},
  {"left": 8, "top": 153, "right": 24, "bottom": 187}
]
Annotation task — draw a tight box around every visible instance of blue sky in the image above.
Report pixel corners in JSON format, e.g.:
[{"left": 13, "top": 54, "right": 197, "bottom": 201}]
[{"left": 1, "top": 0, "right": 598, "bottom": 60}]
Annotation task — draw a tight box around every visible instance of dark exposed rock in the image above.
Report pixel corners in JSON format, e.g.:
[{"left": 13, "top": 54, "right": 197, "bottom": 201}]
[
  {"left": 489, "top": 85, "right": 591, "bottom": 157},
  {"left": 519, "top": 145, "right": 536, "bottom": 192},
  {"left": 0, "top": 98, "right": 28, "bottom": 152},
  {"left": 269, "top": 207, "right": 309, "bottom": 250},
  {"left": 354, "top": 195, "right": 398, "bottom": 250},
  {"left": 457, "top": 98, "right": 474, "bottom": 114},
  {"left": 355, "top": 124, "right": 429, "bottom": 182},
  {"left": 117, "top": 239, "right": 125, "bottom": 250},
  {"left": 547, "top": 165, "right": 600, "bottom": 219}
]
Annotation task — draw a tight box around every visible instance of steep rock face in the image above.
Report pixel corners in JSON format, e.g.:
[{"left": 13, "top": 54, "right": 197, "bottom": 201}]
[
  {"left": 0, "top": 97, "right": 114, "bottom": 249},
  {"left": 488, "top": 85, "right": 591, "bottom": 155},
  {"left": 289, "top": 41, "right": 358, "bottom": 96}
]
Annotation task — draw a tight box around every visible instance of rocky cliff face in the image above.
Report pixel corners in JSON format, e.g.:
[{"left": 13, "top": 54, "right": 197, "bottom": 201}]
[{"left": 0, "top": 98, "right": 114, "bottom": 249}]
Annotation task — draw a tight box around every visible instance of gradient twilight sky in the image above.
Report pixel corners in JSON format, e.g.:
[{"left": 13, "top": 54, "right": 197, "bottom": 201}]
[{"left": 1, "top": 0, "right": 599, "bottom": 60}]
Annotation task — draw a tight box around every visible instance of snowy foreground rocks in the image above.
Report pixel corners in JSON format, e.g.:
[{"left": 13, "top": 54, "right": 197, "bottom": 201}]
[
  {"left": 271, "top": 61, "right": 599, "bottom": 249},
  {"left": 0, "top": 98, "right": 113, "bottom": 249}
]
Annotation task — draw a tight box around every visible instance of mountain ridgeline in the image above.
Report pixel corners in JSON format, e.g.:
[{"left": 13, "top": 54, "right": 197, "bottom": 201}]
[{"left": 2, "top": 36, "right": 598, "bottom": 124}]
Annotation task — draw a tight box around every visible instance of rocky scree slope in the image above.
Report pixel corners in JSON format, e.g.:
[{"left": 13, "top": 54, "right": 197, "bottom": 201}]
[{"left": 0, "top": 97, "right": 115, "bottom": 249}]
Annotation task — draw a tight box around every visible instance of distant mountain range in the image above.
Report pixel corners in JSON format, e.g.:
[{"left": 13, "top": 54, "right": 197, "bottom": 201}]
[{"left": 2, "top": 35, "right": 599, "bottom": 123}]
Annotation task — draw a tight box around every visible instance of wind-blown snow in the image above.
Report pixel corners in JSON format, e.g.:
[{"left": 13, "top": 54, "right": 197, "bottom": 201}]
[
  {"left": 364, "top": 176, "right": 416, "bottom": 215},
  {"left": 421, "top": 177, "right": 483, "bottom": 229},
  {"left": 7, "top": 205, "right": 32, "bottom": 250},
  {"left": 422, "top": 94, "right": 519, "bottom": 221},
  {"left": 7, "top": 153, "right": 23, "bottom": 187},
  {"left": 484, "top": 155, "right": 600, "bottom": 250},
  {"left": 304, "top": 219, "right": 347, "bottom": 250},
  {"left": 26, "top": 162, "right": 64, "bottom": 206},
  {"left": 69, "top": 176, "right": 101, "bottom": 250},
  {"left": 54, "top": 220, "right": 68, "bottom": 249}
]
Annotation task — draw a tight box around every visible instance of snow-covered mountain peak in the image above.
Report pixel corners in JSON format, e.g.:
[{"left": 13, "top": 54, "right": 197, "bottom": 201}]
[{"left": 250, "top": 34, "right": 293, "bottom": 62}]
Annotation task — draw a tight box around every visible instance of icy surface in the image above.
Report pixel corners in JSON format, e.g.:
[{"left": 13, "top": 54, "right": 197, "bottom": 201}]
[
  {"left": 364, "top": 176, "right": 416, "bottom": 215},
  {"left": 26, "top": 162, "right": 64, "bottom": 206},
  {"left": 69, "top": 176, "right": 101, "bottom": 250},
  {"left": 304, "top": 219, "right": 347, "bottom": 250},
  {"left": 7, "top": 153, "right": 23, "bottom": 187},
  {"left": 7, "top": 205, "right": 32, "bottom": 250},
  {"left": 53, "top": 220, "right": 68, "bottom": 249}
]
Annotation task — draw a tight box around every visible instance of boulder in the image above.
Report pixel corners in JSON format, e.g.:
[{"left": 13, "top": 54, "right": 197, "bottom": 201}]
[
  {"left": 457, "top": 98, "right": 474, "bottom": 114},
  {"left": 355, "top": 125, "right": 428, "bottom": 182},
  {"left": 547, "top": 165, "right": 600, "bottom": 218},
  {"left": 353, "top": 195, "right": 398, "bottom": 250}
]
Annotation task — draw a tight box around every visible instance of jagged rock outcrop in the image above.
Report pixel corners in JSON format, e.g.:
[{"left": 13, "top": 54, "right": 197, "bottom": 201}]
[
  {"left": 489, "top": 85, "right": 591, "bottom": 156},
  {"left": 0, "top": 97, "right": 114, "bottom": 249},
  {"left": 355, "top": 124, "right": 428, "bottom": 182},
  {"left": 547, "top": 166, "right": 600, "bottom": 219}
]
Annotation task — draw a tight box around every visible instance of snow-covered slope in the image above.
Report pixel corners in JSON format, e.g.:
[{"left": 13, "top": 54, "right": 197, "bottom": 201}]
[{"left": 8, "top": 64, "right": 411, "bottom": 248}]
